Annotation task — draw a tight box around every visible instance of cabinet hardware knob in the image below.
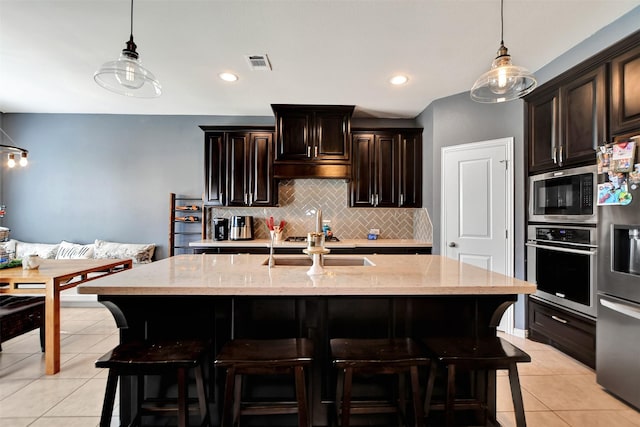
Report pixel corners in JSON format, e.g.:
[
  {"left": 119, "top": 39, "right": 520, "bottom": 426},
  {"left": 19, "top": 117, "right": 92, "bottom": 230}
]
[{"left": 448, "top": 242, "right": 457, "bottom": 248}]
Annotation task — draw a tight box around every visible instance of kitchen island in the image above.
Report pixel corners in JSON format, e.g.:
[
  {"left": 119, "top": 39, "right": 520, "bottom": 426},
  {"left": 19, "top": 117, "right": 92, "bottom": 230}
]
[{"left": 79, "top": 254, "right": 534, "bottom": 426}]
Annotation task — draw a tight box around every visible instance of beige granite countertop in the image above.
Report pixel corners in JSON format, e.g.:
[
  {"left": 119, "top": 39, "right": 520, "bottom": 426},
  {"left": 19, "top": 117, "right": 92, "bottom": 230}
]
[
  {"left": 189, "top": 238, "right": 432, "bottom": 248},
  {"left": 78, "top": 254, "right": 534, "bottom": 296}
]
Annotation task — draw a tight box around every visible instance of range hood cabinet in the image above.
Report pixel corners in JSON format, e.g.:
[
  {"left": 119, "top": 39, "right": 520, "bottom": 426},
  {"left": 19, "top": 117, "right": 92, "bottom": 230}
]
[{"left": 272, "top": 104, "right": 354, "bottom": 179}]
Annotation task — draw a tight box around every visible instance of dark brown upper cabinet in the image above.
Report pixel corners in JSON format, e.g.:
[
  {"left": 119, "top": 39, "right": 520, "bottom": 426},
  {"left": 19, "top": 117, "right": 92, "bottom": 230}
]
[
  {"left": 610, "top": 44, "right": 640, "bottom": 135},
  {"left": 226, "top": 132, "right": 275, "bottom": 207},
  {"left": 204, "top": 133, "right": 225, "bottom": 205},
  {"left": 202, "top": 127, "right": 277, "bottom": 207},
  {"left": 527, "top": 65, "right": 605, "bottom": 174},
  {"left": 350, "top": 129, "right": 422, "bottom": 208},
  {"left": 272, "top": 105, "right": 354, "bottom": 179},
  {"left": 398, "top": 130, "right": 423, "bottom": 208}
]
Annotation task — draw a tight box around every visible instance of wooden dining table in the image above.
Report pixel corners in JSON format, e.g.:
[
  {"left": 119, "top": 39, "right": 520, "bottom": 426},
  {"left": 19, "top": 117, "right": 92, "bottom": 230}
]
[{"left": 0, "top": 258, "right": 132, "bottom": 374}]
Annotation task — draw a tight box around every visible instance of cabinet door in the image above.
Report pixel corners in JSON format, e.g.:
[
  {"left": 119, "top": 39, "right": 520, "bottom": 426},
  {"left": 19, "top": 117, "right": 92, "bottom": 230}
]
[
  {"left": 226, "top": 133, "right": 249, "bottom": 206},
  {"left": 528, "top": 90, "right": 559, "bottom": 173},
  {"left": 275, "top": 111, "right": 311, "bottom": 161},
  {"left": 611, "top": 45, "right": 640, "bottom": 135},
  {"left": 350, "top": 133, "right": 375, "bottom": 207},
  {"left": 374, "top": 133, "right": 399, "bottom": 207},
  {"left": 315, "top": 110, "right": 350, "bottom": 161},
  {"left": 399, "top": 132, "right": 422, "bottom": 207},
  {"left": 248, "top": 132, "right": 275, "bottom": 206},
  {"left": 204, "top": 133, "right": 225, "bottom": 205},
  {"left": 561, "top": 65, "right": 604, "bottom": 166}
]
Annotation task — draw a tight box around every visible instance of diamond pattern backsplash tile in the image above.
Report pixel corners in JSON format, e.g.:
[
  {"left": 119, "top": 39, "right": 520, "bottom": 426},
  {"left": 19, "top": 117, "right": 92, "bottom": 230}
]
[{"left": 206, "top": 179, "right": 432, "bottom": 241}]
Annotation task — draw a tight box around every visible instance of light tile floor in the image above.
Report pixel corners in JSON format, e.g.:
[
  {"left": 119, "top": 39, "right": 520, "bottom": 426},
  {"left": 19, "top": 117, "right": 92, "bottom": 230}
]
[{"left": 0, "top": 306, "right": 639, "bottom": 426}]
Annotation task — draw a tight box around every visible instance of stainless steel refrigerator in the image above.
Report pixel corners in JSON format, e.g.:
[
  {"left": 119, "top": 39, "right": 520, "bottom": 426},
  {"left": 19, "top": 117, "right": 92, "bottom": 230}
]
[{"left": 597, "top": 177, "right": 640, "bottom": 409}]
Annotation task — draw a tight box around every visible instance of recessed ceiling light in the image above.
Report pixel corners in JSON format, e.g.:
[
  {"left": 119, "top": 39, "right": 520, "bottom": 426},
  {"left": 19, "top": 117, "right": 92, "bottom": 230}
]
[
  {"left": 390, "top": 75, "right": 409, "bottom": 85},
  {"left": 219, "top": 72, "right": 239, "bottom": 82}
]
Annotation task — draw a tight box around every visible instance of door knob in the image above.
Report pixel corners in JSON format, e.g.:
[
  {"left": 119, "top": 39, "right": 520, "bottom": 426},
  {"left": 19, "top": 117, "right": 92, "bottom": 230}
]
[{"left": 448, "top": 242, "right": 457, "bottom": 248}]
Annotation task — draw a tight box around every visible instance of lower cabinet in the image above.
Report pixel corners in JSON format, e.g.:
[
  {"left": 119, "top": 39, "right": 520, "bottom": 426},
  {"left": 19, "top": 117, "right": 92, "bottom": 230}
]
[{"left": 527, "top": 296, "right": 596, "bottom": 368}]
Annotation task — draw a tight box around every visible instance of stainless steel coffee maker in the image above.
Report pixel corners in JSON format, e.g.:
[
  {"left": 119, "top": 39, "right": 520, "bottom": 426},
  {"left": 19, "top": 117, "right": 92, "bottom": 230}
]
[{"left": 229, "top": 216, "right": 253, "bottom": 240}]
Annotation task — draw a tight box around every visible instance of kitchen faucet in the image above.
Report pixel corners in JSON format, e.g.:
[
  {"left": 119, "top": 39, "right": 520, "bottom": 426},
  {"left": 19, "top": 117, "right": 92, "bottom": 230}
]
[{"left": 268, "top": 229, "right": 275, "bottom": 268}]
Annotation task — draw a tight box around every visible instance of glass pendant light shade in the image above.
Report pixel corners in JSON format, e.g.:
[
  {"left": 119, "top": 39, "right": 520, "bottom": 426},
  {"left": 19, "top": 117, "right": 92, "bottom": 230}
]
[
  {"left": 94, "top": 35, "right": 161, "bottom": 97},
  {"left": 470, "top": 43, "right": 537, "bottom": 103}
]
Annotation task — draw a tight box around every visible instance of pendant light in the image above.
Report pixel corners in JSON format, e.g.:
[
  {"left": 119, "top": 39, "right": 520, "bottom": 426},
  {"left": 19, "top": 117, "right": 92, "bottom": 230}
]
[
  {"left": 94, "top": 0, "right": 161, "bottom": 97},
  {"left": 0, "top": 127, "right": 29, "bottom": 169},
  {"left": 470, "top": 0, "right": 536, "bottom": 103}
]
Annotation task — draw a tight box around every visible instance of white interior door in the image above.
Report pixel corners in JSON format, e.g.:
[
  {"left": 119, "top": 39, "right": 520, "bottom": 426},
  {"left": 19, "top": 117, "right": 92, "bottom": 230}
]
[{"left": 441, "top": 138, "right": 514, "bottom": 333}]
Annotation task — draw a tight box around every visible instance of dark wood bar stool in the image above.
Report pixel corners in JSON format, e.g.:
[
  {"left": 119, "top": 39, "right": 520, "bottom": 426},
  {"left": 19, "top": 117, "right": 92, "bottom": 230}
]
[
  {"left": 422, "top": 336, "right": 531, "bottom": 427},
  {"left": 330, "top": 337, "right": 430, "bottom": 427},
  {"left": 214, "top": 338, "right": 313, "bottom": 427},
  {"left": 95, "top": 339, "right": 210, "bottom": 427}
]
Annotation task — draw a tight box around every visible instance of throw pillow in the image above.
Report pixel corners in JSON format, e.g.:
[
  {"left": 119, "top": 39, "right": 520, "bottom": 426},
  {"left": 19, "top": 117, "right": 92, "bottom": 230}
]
[
  {"left": 55, "top": 241, "right": 95, "bottom": 260},
  {"left": 14, "top": 240, "right": 60, "bottom": 259},
  {"left": 94, "top": 239, "right": 155, "bottom": 264}
]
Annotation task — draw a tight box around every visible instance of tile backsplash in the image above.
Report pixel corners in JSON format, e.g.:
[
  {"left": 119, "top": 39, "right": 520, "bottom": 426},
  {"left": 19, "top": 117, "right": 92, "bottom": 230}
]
[{"left": 206, "top": 179, "right": 432, "bottom": 241}]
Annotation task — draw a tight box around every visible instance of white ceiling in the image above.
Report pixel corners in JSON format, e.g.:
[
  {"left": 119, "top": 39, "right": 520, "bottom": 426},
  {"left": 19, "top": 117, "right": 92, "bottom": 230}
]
[{"left": 1, "top": 0, "right": 639, "bottom": 119}]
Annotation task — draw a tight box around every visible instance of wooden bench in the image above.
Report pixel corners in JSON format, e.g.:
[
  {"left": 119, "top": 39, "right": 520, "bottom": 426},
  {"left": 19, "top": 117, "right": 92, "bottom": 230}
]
[{"left": 0, "top": 295, "right": 45, "bottom": 352}]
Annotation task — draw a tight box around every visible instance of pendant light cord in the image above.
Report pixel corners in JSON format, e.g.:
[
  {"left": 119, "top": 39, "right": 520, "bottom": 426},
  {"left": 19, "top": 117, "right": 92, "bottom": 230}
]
[
  {"left": 500, "top": 0, "right": 504, "bottom": 46},
  {"left": 130, "top": 0, "right": 134, "bottom": 38}
]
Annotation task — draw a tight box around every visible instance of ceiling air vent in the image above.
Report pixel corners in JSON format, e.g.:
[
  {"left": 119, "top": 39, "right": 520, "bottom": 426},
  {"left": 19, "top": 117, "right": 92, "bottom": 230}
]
[{"left": 245, "top": 54, "right": 272, "bottom": 71}]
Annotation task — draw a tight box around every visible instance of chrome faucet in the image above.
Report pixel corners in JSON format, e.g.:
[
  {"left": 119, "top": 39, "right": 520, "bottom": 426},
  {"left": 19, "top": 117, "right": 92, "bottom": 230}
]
[
  {"left": 316, "top": 208, "right": 324, "bottom": 266},
  {"left": 268, "top": 230, "right": 275, "bottom": 268},
  {"left": 316, "top": 208, "right": 322, "bottom": 233}
]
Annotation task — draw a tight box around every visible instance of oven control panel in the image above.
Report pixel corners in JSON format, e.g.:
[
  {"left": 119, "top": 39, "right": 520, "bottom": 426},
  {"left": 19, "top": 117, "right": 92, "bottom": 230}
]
[{"left": 534, "top": 227, "right": 594, "bottom": 245}]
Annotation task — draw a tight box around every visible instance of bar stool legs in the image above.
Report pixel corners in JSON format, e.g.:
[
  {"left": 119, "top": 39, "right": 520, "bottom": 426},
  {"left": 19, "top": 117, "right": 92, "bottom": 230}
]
[
  {"left": 215, "top": 338, "right": 313, "bottom": 427},
  {"left": 422, "top": 337, "right": 530, "bottom": 427},
  {"left": 331, "top": 338, "right": 429, "bottom": 427},
  {"left": 96, "top": 339, "right": 210, "bottom": 427}
]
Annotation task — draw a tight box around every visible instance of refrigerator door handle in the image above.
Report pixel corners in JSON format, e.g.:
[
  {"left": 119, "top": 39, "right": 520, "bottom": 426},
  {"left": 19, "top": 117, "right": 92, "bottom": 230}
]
[{"left": 600, "top": 297, "right": 640, "bottom": 321}]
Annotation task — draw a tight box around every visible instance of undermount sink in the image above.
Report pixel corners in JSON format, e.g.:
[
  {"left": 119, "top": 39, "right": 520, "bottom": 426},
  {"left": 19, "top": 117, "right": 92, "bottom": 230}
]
[{"left": 262, "top": 256, "right": 375, "bottom": 267}]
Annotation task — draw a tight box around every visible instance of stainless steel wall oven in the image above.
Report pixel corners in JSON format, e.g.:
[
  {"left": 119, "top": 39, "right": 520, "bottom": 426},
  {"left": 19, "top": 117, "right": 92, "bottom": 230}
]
[{"left": 526, "top": 225, "right": 598, "bottom": 318}]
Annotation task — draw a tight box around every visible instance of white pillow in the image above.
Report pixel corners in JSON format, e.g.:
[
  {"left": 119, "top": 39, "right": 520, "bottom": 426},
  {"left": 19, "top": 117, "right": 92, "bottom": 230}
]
[
  {"left": 0, "top": 239, "right": 17, "bottom": 256},
  {"left": 15, "top": 240, "right": 60, "bottom": 259},
  {"left": 94, "top": 239, "right": 155, "bottom": 264},
  {"left": 55, "top": 240, "right": 95, "bottom": 260}
]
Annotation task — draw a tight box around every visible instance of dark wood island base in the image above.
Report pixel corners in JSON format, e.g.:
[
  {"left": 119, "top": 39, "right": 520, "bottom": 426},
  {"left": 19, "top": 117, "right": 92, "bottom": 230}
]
[{"left": 99, "top": 294, "right": 516, "bottom": 426}]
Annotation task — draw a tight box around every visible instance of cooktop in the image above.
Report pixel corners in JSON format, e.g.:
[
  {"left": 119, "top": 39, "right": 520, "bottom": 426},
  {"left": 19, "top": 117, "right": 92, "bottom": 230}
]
[{"left": 285, "top": 236, "right": 340, "bottom": 242}]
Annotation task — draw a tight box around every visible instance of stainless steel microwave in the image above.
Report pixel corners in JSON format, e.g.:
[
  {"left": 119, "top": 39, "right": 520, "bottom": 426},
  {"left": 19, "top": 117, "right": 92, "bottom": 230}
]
[{"left": 529, "top": 165, "right": 597, "bottom": 224}]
